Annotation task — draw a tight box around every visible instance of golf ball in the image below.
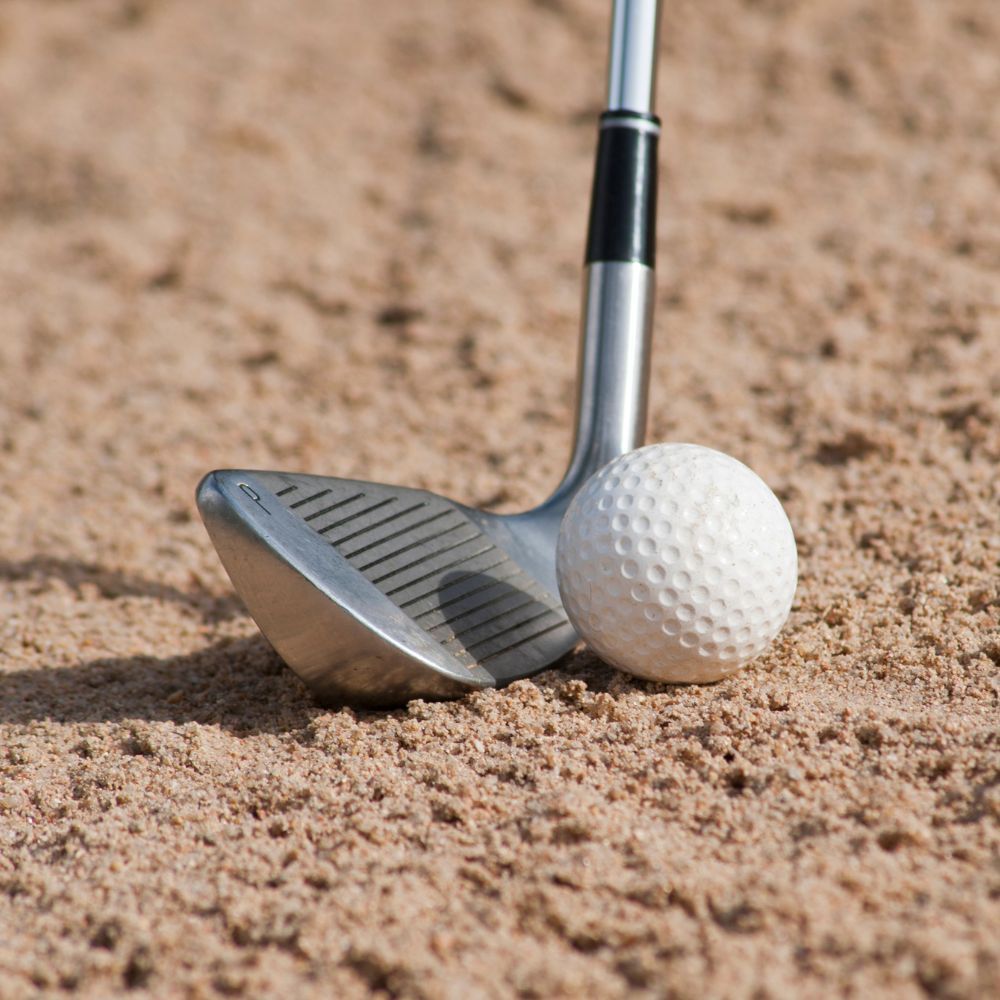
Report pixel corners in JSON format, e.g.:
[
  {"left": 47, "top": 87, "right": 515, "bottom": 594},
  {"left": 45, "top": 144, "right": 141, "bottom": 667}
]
[{"left": 557, "top": 443, "right": 797, "bottom": 683}]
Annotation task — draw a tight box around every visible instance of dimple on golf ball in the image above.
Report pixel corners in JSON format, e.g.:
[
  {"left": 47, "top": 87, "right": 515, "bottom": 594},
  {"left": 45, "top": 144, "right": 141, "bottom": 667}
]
[{"left": 556, "top": 443, "right": 797, "bottom": 683}]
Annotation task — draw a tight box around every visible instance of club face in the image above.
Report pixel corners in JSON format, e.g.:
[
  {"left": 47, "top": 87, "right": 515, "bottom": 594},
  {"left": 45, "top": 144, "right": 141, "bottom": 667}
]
[{"left": 196, "top": 470, "right": 577, "bottom": 707}]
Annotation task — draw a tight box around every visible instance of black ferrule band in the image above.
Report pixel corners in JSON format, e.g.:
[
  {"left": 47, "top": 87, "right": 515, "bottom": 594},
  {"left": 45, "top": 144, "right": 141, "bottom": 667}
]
[{"left": 584, "top": 111, "right": 659, "bottom": 267}]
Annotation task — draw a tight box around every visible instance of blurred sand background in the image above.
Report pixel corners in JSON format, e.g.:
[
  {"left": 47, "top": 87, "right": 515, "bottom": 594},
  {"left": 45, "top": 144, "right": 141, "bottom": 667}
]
[{"left": 1, "top": 0, "right": 998, "bottom": 996}]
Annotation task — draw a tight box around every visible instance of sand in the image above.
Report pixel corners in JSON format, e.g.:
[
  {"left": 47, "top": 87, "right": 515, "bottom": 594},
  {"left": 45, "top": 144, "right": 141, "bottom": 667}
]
[{"left": 1, "top": 0, "right": 998, "bottom": 996}]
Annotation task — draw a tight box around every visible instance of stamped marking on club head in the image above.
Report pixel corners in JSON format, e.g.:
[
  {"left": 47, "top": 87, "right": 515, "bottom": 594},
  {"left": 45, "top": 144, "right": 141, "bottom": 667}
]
[{"left": 238, "top": 483, "right": 272, "bottom": 513}]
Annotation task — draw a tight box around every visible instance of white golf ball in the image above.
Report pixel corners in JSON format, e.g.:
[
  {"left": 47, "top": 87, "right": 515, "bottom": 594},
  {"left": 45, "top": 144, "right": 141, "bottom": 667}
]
[{"left": 557, "top": 443, "right": 797, "bottom": 683}]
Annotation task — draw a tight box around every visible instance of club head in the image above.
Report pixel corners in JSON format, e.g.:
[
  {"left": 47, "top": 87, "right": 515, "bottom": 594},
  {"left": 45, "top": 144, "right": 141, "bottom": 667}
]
[{"left": 196, "top": 469, "right": 577, "bottom": 707}]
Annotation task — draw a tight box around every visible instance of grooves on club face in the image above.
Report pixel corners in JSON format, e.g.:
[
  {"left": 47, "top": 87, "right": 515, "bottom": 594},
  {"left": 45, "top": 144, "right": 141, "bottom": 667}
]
[{"left": 196, "top": 470, "right": 578, "bottom": 707}]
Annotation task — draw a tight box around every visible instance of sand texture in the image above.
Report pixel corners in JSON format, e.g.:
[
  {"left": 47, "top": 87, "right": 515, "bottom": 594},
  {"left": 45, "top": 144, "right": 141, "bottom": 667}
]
[{"left": 1, "top": 0, "right": 998, "bottom": 996}]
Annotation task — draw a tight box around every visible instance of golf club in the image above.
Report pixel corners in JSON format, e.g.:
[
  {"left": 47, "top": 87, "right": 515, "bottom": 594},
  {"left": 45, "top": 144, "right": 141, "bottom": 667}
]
[{"left": 196, "top": 0, "right": 662, "bottom": 707}]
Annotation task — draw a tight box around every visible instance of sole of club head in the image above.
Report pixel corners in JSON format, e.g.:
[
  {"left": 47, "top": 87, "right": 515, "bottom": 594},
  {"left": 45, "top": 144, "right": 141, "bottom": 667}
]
[{"left": 196, "top": 469, "right": 578, "bottom": 707}]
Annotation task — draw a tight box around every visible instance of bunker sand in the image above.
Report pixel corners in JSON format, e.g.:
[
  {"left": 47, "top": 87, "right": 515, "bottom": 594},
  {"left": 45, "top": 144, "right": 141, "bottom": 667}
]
[{"left": 1, "top": 0, "right": 998, "bottom": 996}]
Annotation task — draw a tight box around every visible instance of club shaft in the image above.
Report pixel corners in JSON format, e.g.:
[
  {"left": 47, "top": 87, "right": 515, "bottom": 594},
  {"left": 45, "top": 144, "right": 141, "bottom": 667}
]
[
  {"left": 550, "top": 0, "right": 661, "bottom": 507},
  {"left": 607, "top": 0, "right": 661, "bottom": 113}
]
